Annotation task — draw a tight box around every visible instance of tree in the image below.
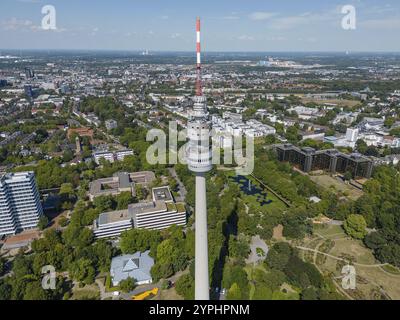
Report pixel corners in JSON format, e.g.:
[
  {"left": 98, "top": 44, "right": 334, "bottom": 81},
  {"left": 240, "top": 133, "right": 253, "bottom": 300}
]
[
  {"left": 285, "top": 125, "right": 300, "bottom": 144},
  {"left": 12, "top": 255, "right": 33, "bottom": 279},
  {"left": 0, "top": 281, "right": 12, "bottom": 300},
  {"left": 93, "top": 195, "right": 114, "bottom": 212},
  {"left": 69, "top": 258, "right": 96, "bottom": 285},
  {"left": 252, "top": 284, "right": 272, "bottom": 300},
  {"left": 119, "top": 277, "right": 136, "bottom": 293},
  {"left": 156, "top": 239, "right": 187, "bottom": 272},
  {"left": 59, "top": 183, "right": 75, "bottom": 198},
  {"left": 115, "top": 192, "right": 134, "bottom": 210},
  {"left": 265, "top": 242, "right": 292, "bottom": 270},
  {"left": 135, "top": 185, "right": 148, "bottom": 201},
  {"left": 343, "top": 171, "right": 353, "bottom": 182},
  {"left": 227, "top": 283, "right": 242, "bottom": 300},
  {"left": 356, "top": 139, "right": 368, "bottom": 154},
  {"left": 376, "top": 244, "right": 400, "bottom": 267},
  {"left": 364, "top": 232, "right": 386, "bottom": 250},
  {"left": 23, "top": 281, "right": 47, "bottom": 300},
  {"left": 120, "top": 229, "right": 162, "bottom": 254},
  {"left": 302, "top": 287, "right": 318, "bottom": 300},
  {"left": 253, "top": 269, "right": 286, "bottom": 291},
  {"left": 0, "top": 258, "right": 5, "bottom": 276},
  {"left": 58, "top": 216, "right": 69, "bottom": 227},
  {"left": 38, "top": 215, "right": 49, "bottom": 230},
  {"left": 384, "top": 117, "right": 395, "bottom": 129},
  {"left": 150, "top": 262, "right": 174, "bottom": 282},
  {"left": 175, "top": 274, "right": 194, "bottom": 300},
  {"left": 343, "top": 214, "right": 367, "bottom": 239},
  {"left": 365, "top": 146, "right": 379, "bottom": 157}
]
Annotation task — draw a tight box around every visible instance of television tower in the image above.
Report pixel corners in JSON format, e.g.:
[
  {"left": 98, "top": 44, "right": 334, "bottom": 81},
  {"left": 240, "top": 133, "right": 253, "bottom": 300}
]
[{"left": 187, "top": 17, "right": 212, "bottom": 300}]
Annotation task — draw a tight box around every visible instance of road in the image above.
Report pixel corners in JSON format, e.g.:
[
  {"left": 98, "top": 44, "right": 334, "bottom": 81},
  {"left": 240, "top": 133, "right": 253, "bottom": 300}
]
[
  {"left": 119, "top": 270, "right": 187, "bottom": 300},
  {"left": 97, "top": 128, "right": 121, "bottom": 145},
  {"left": 168, "top": 167, "right": 187, "bottom": 202},
  {"left": 296, "top": 246, "right": 389, "bottom": 267},
  {"left": 246, "top": 235, "right": 269, "bottom": 265}
]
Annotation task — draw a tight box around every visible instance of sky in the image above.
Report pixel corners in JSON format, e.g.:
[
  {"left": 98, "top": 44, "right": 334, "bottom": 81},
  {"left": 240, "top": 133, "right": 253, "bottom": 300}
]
[{"left": 0, "top": 0, "right": 400, "bottom": 52}]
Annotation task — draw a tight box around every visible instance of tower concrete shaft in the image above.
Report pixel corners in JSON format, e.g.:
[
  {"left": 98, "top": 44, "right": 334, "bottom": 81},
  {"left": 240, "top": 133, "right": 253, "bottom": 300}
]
[{"left": 194, "top": 173, "right": 209, "bottom": 300}]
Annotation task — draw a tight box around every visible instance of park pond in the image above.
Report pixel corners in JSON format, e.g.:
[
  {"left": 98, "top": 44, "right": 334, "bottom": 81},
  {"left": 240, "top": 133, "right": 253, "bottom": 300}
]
[{"left": 230, "top": 175, "right": 273, "bottom": 207}]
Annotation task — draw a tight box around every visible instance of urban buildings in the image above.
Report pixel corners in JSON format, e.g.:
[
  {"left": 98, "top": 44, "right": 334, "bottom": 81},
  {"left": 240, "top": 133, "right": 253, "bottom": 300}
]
[
  {"left": 276, "top": 144, "right": 373, "bottom": 179},
  {"left": 212, "top": 114, "right": 276, "bottom": 147},
  {"left": 105, "top": 119, "right": 118, "bottom": 130},
  {"left": 93, "top": 186, "right": 186, "bottom": 238},
  {"left": 67, "top": 127, "right": 94, "bottom": 140},
  {"left": 0, "top": 172, "right": 43, "bottom": 236},
  {"left": 92, "top": 149, "right": 134, "bottom": 164},
  {"left": 93, "top": 150, "right": 115, "bottom": 164},
  {"left": 88, "top": 171, "right": 155, "bottom": 201},
  {"left": 110, "top": 251, "right": 154, "bottom": 286}
]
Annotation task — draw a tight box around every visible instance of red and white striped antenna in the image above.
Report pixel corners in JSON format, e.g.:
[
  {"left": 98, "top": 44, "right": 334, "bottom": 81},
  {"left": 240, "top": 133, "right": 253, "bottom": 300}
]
[{"left": 196, "top": 17, "right": 202, "bottom": 96}]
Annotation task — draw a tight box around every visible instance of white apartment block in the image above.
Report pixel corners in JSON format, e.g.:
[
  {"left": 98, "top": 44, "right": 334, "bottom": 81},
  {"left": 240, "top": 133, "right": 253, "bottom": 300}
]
[
  {"left": 93, "top": 150, "right": 115, "bottom": 164},
  {"left": 211, "top": 115, "right": 276, "bottom": 144},
  {"left": 0, "top": 172, "right": 43, "bottom": 236},
  {"left": 93, "top": 149, "right": 134, "bottom": 164},
  {"left": 346, "top": 128, "right": 359, "bottom": 143},
  {"left": 115, "top": 149, "right": 134, "bottom": 161},
  {"left": 93, "top": 186, "right": 186, "bottom": 239}
]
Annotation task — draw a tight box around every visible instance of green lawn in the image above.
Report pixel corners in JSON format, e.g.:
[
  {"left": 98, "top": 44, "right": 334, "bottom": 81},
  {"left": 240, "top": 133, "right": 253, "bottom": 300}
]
[{"left": 314, "top": 224, "right": 345, "bottom": 238}]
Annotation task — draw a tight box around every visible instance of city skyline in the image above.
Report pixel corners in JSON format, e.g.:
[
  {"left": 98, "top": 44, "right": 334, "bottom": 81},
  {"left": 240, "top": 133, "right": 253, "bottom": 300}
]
[{"left": 1, "top": 0, "right": 400, "bottom": 52}]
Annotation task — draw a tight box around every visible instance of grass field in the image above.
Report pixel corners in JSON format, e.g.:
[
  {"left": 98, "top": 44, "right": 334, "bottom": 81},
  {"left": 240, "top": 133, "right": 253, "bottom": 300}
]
[
  {"left": 302, "top": 225, "right": 400, "bottom": 300},
  {"left": 300, "top": 98, "right": 361, "bottom": 108},
  {"left": 71, "top": 283, "right": 100, "bottom": 300},
  {"left": 157, "top": 288, "right": 183, "bottom": 300},
  {"left": 309, "top": 175, "right": 363, "bottom": 200}
]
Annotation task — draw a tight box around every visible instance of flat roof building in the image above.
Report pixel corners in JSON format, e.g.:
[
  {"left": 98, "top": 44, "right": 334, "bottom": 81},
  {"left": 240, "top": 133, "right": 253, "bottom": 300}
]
[
  {"left": 93, "top": 186, "right": 186, "bottom": 239},
  {"left": 275, "top": 144, "right": 373, "bottom": 179},
  {"left": 93, "top": 149, "right": 134, "bottom": 164},
  {"left": 88, "top": 171, "right": 155, "bottom": 201}
]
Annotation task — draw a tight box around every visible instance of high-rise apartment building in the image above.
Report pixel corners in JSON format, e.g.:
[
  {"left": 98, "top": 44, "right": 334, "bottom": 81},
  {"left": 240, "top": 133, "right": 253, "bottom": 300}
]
[{"left": 0, "top": 172, "right": 43, "bottom": 236}]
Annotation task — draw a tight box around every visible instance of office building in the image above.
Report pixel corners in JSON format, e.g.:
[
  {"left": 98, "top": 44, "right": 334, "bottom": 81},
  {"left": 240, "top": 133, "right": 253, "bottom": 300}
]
[
  {"left": 346, "top": 128, "right": 359, "bottom": 143},
  {"left": 93, "top": 150, "right": 115, "bottom": 164},
  {"left": 89, "top": 171, "right": 155, "bottom": 201},
  {"left": 115, "top": 149, "right": 134, "bottom": 161},
  {"left": 92, "top": 149, "right": 134, "bottom": 164},
  {"left": 0, "top": 172, "right": 43, "bottom": 236},
  {"left": 93, "top": 186, "right": 186, "bottom": 239},
  {"left": 276, "top": 144, "right": 373, "bottom": 179}
]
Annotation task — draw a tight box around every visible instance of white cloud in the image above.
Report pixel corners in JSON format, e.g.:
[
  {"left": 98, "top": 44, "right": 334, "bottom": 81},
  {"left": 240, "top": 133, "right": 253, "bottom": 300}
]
[
  {"left": 15, "top": 0, "right": 42, "bottom": 3},
  {"left": 1, "top": 17, "right": 67, "bottom": 33},
  {"left": 1, "top": 17, "right": 35, "bottom": 31},
  {"left": 221, "top": 15, "right": 240, "bottom": 20},
  {"left": 360, "top": 18, "right": 400, "bottom": 30},
  {"left": 170, "top": 33, "right": 181, "bottom": 39},
  {"left": 237, "top": 35, "right": 255, "bottom": 41},
  {"left": 249, "top": 12, "right": 277, "bottom": 21}
]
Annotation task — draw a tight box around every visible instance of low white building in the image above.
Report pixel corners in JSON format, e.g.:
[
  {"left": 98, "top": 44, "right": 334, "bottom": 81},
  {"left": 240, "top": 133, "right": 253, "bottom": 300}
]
[
  {"left": 115, "top": 149, "right": 134, "bottom": 161},
  {"left": 93, "top": 150, "right": 115, "bottom": 164}
]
